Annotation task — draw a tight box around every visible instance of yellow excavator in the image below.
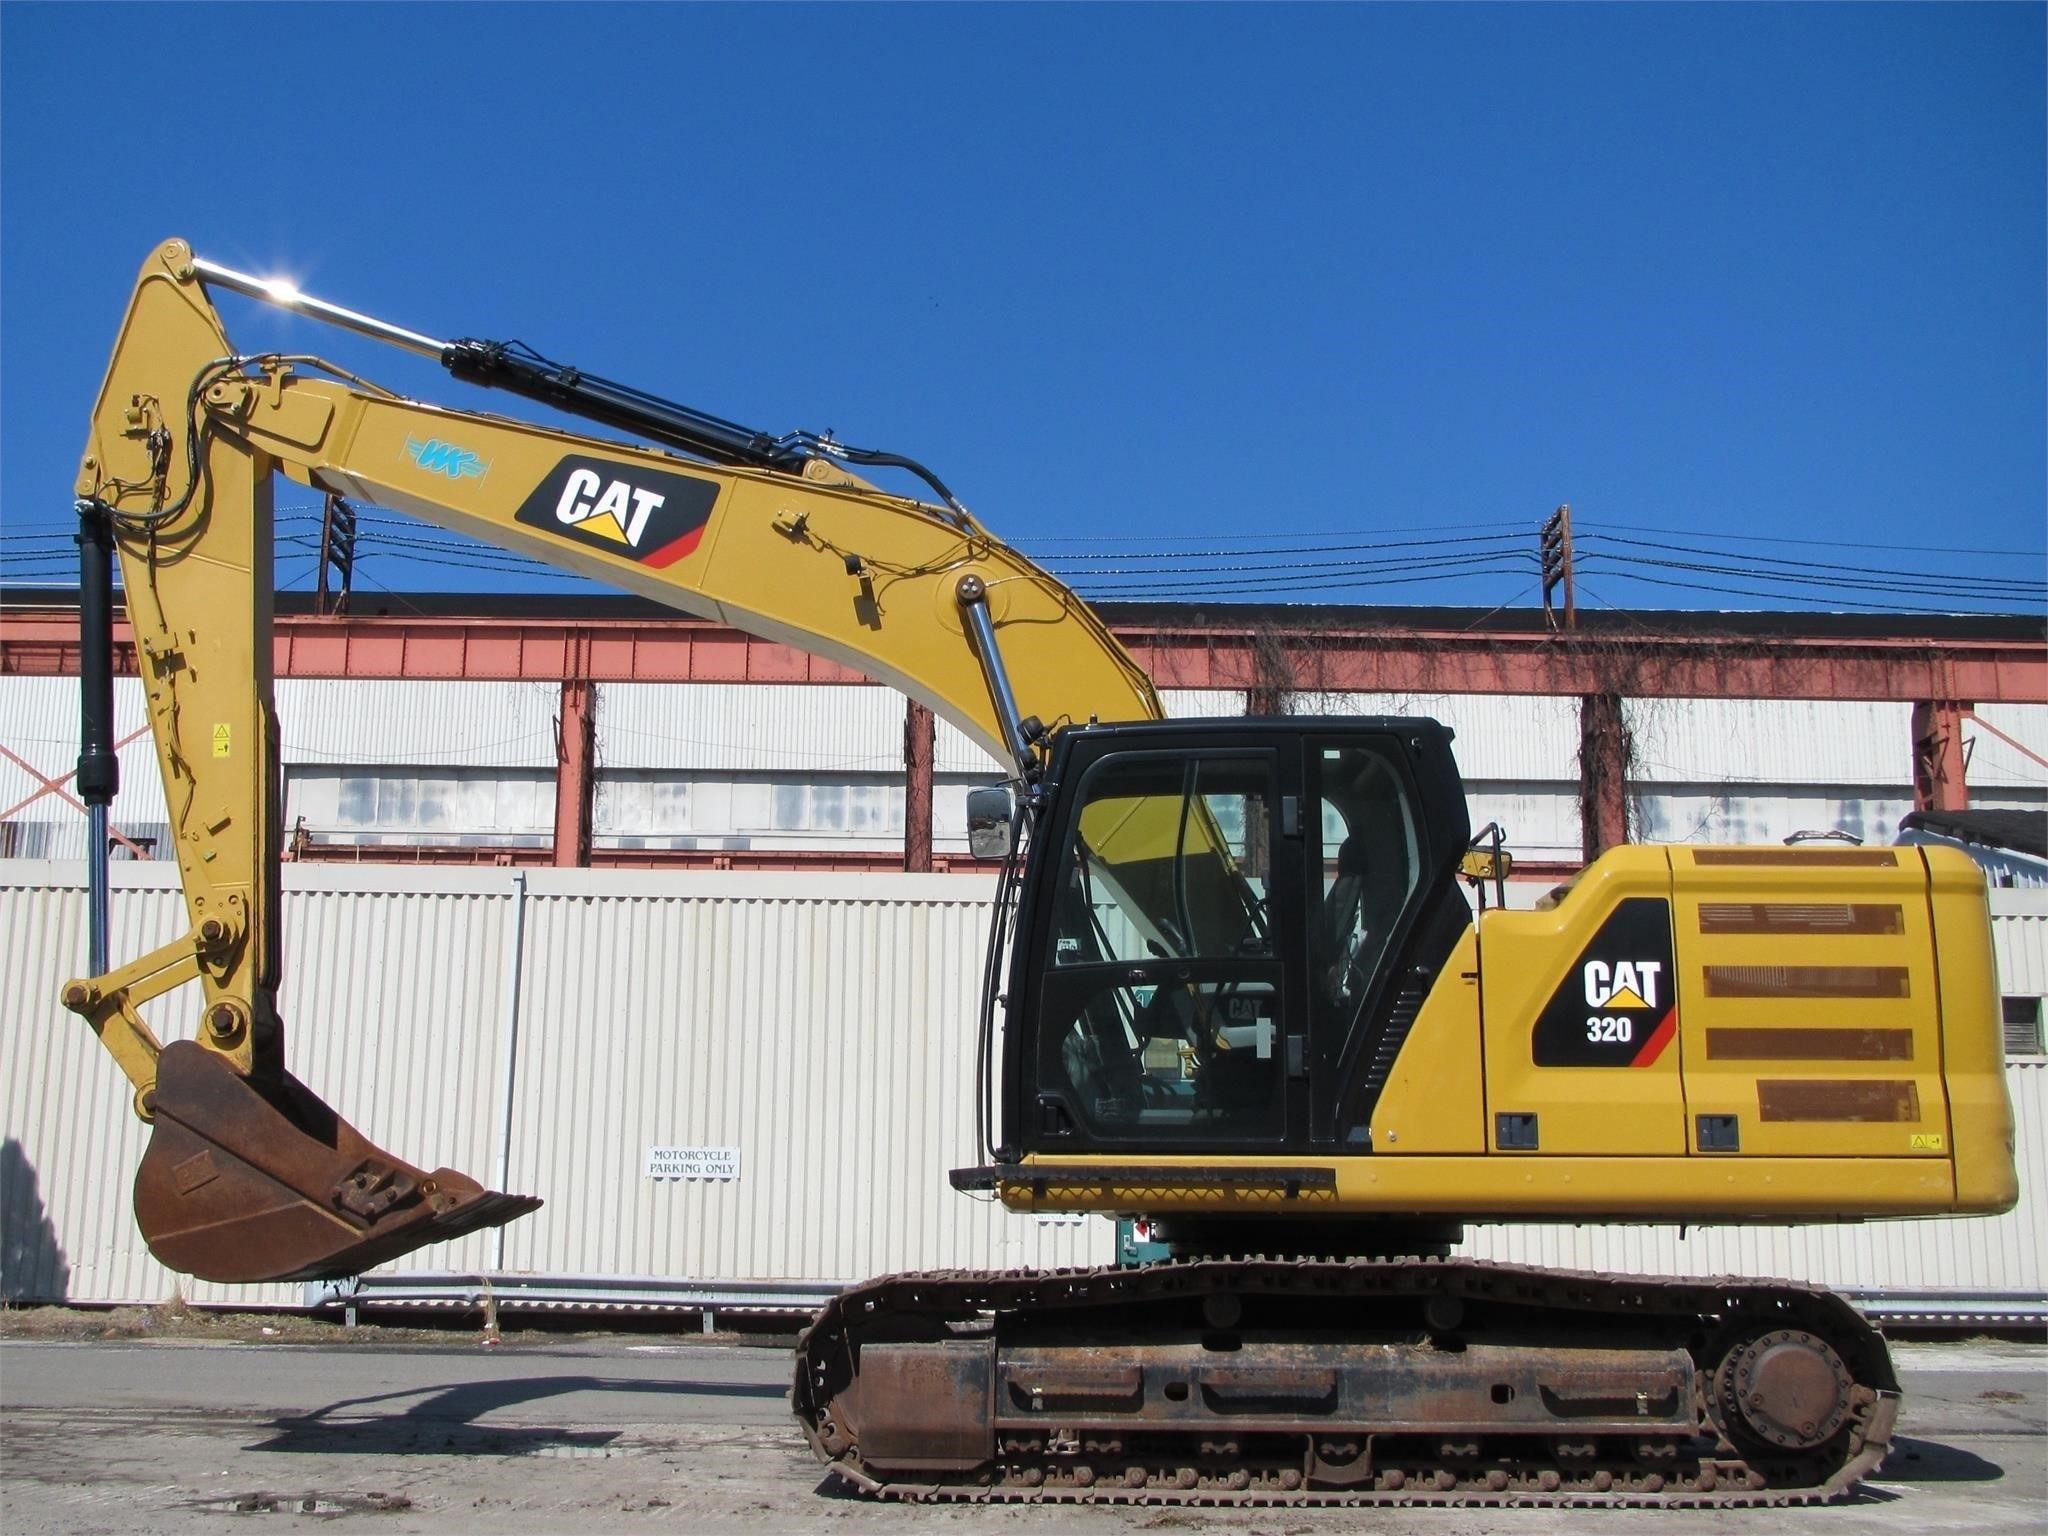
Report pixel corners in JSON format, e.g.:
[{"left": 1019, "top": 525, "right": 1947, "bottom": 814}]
[{"left": 61, "top": 238, "right": 2016, "bottom": 1506}]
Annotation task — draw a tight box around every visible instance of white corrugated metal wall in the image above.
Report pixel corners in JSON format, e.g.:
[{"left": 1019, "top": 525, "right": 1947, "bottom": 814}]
[
  {"left": 1993, "top": 889, "right": 2048, "bottom": 995},
  {"left": 4, "top": 863, "right": 2042, "bottom": 1310},
  {"left": 0, "top": 861, "right": 1107, "bottom": 1308},
  {"left": 1966, "top": 704, "right": 2048, "bottom": 807},
  {"left": 0, "top": 863, "right": 513, "bottom": 1309},
  {"left": 501, "top": 870, "right": 1100, "bottom": 1282},
  {"left": 278, "top": 680, "right": 561, "bottom": 768},
  {"left": 1, "top": 677, "right": 169, "bottom": 858}
]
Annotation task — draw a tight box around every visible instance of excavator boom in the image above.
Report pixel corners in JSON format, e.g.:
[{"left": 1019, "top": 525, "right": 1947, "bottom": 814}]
[{"left": 64, "top": 238, "right": 1159, "bottom": 1282}]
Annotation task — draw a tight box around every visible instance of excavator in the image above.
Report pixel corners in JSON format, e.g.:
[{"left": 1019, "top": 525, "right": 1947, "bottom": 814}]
[{"left": 59, "top": 238, "right": 2016, "bottom": 1507}]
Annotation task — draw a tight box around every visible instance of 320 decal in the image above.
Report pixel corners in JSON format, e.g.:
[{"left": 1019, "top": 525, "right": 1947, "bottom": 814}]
[{"left": 1532, "top": 898, "right": 1678, "bottom": 1068}]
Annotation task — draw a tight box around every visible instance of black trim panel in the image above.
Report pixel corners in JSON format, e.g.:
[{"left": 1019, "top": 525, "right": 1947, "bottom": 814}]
[{"left": 950, "top": 1164, "right": 1336, "bottom": 1196}]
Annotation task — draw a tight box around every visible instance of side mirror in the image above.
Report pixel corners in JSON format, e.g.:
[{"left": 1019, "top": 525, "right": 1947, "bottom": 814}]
[
  {"left": 1460, "top": 847, "right": 1513, "bottom": 884},
  {"left": 966, "top": 784, "right": 1020, "bottom": 860}
]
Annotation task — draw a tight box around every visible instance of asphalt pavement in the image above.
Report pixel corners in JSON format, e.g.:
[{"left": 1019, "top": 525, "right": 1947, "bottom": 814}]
[{"left": 1, "top": 1336, "right": 2040, "bottom": 1533}]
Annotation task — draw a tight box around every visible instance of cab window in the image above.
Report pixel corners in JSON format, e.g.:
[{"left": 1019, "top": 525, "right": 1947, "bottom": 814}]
[
  {"left": 1037, "top": 753, "right": 1285, "bottom": 1142},
  {"left": 1313, "top": 743, "right": 1422, "bottom": 1026}
]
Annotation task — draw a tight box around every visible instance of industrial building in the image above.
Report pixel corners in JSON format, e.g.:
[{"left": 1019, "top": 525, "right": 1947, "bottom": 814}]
[
  {"left": 2, "top": 591, "right": 2043, "bottom": 1321},
  {"left": 6, "top": 592, "right": 2042, "bottom": 872}
]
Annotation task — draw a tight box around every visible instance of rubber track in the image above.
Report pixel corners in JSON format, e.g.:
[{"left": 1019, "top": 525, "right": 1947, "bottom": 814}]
[{"left": 792, "top": 1256, "right": 1899, "bottom": 1508}]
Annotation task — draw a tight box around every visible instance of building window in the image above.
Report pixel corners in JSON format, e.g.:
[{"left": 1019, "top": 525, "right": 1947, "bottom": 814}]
[
  {"left": 595, "top": 775, "right": 693, "bottom": 836},
  {"left": 287, "top": 767, "right": 553, "bottom": 846},
  {"left": 0, "top": 820, "right": 166, "bottom": 859},
  {"left": 2003, "top": 996, "right": 2045, "bottom": 1058},
  {"left": 745, "top": 779, "right": 904, "bottom": 836}
]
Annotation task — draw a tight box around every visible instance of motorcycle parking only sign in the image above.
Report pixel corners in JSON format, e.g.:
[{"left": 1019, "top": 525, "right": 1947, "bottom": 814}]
[{"left": 646, "top": 1145, "right": 742, "bottom": 1181}]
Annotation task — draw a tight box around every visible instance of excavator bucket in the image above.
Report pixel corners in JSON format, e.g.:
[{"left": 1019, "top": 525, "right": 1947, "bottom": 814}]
[{"left": 133, "top": 1040, "right": 540, "bottom": 1284}]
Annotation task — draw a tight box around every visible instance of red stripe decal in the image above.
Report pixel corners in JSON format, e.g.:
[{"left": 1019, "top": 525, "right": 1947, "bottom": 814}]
[
  {"left": 1631, "top": 1009, "right": 1677, "bottom": 1067},
  {"left": 640, "top": 525, "right": 708, "bottom": 569}
]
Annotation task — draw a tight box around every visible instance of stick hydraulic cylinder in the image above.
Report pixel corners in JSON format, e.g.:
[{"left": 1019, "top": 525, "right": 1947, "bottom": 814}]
[{"left": 75, "top": 499, "right": 119, "bottom": 975}]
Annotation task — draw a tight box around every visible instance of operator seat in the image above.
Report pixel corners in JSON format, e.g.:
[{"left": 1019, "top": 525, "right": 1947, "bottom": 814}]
[{"left": 1322, "top": 835, "right": 1370, "bottom": 1003}]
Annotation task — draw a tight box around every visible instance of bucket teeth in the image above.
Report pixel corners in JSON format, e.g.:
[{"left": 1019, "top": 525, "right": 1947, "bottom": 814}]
[{"left": 133, "top": 1039, "right": 540, "bottom": 1283}]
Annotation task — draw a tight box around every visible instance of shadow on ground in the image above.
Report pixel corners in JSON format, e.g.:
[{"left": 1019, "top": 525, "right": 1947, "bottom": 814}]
[
  {"left": 0, "top": 1138, "right": 68, "bottom": 1303},
  {"left": 1874, "top": 1437, "right": 2006, "bottom": 1484},
  {"left": 250, "top": 1372, "right": 784, "bottom": 1456}
]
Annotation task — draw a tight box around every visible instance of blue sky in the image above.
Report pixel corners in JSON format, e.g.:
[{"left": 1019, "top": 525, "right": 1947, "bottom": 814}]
[{"left": 2, "top": 2, "right": 2041, "bottom": 613}]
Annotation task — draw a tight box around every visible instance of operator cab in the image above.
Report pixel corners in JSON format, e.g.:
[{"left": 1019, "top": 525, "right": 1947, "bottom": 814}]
[{"left": 994, "top": 718, "right": 1473, "bottom": 1157}]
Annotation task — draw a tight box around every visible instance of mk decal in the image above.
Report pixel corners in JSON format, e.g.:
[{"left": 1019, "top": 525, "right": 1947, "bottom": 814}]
[
  {"left": 405, "top": 438, "right": 490, "bottom": 481},
  {"left": 1532, "top": 897, "right": 1678, "bottom": 1068},
  {"left": 514, "top": 455, "right": 719, "bottom": 568}
]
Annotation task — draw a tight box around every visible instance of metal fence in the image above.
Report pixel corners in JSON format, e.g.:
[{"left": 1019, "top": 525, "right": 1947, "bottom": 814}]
[{"left": 2, "top": 861, "right": 2041, "bottom": 1323}]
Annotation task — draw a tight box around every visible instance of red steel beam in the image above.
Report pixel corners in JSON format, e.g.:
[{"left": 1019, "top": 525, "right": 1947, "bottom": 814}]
[
  {"left": 3, "top": 608, "right": 2043, "bottom": 702},
  {"left": 1578, "top": 694, "right": 1632, "bottom": 861},
  {"left": 1120, "top": 623, "right": 2047, "bottom": 703},
  {"left": 552, "top": 677, "right": 597, "bottom": 867},
  {"left": 903, "top": 698, "right": 935, "bottom": 873},
  {"left": 1911, "top": 700, "right": 1971, "bottom": 813}
]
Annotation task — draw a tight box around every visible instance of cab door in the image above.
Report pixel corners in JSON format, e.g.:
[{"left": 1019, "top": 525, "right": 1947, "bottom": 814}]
[{"left": 1022, "top": 740, "right": 1311, "bottom": 1151}]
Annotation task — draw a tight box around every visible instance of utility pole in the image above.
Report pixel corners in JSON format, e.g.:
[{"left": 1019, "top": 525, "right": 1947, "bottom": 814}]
[
  {"left": 1540, "top": 503, "right": 1575, "bottom": 633},
  {"left": 315, "top": 494, "right": 357, "bottom": 616}
]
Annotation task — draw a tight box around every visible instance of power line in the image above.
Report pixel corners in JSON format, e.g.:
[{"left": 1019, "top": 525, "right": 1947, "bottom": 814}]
[
  {"left": 1073, "top": 562, "right": 1539, "bottom": 600},
  {"left": 1581, "top": 533, "right": 2044, "bottom": 593},
  {"left": 1034, "top": 531, "right": 1531, "bottom": 566},
  {"left": 1579, "top": 552, "right": 2040, "bottom": 605},
  {"left": 7, "top": 494, "right": 2042, "bottom": 615},
  {"left": 1047, "top": 549, "right": 1541, "bottom": 583},
  {"left": 1022, "top": 517, "right": 1535, "bottom": 547},
  {"left": 1579, "top": 518, "right": 2047, "bottom": 561},
  {"left": 1574, "top": 564, "right": 2036, "bottom": 615}
]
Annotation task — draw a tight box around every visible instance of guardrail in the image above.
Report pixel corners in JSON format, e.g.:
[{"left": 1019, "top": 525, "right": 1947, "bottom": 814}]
[
  {"left": 306, "top": 1272, "right": 841, "bottom": 1331},
  {"left": 309, "top": 1272, "right": 2048, "bottom": 1334},
  {"left": 1850, "top": 1289, "right": 2048, "bottom": 1330}
]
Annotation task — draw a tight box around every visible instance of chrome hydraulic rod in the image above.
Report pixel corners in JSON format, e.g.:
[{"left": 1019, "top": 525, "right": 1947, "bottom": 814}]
[
  {"left": 190, "top": 256, "right": 452, "bottom": 358},
  {"left": 85, "top": 807, "right": 108, "bottom": 975},
  {"left": 955, "top": 574, "right": 1038, "bottom": 779}
]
